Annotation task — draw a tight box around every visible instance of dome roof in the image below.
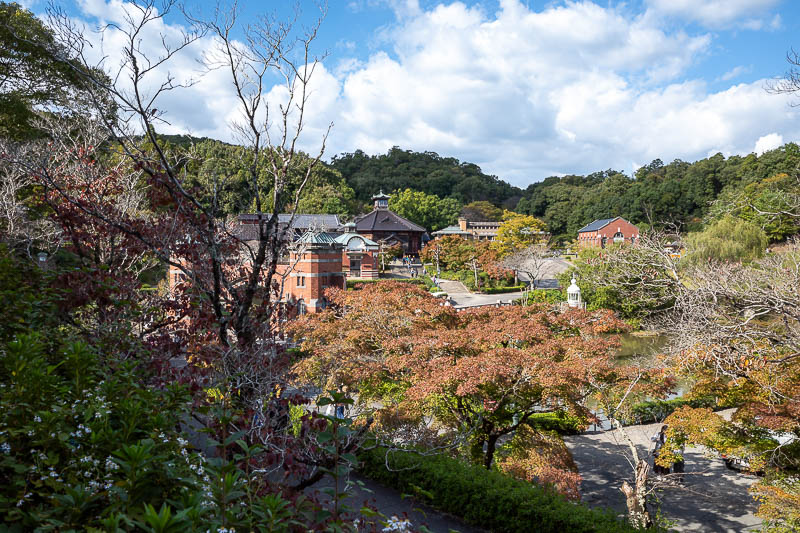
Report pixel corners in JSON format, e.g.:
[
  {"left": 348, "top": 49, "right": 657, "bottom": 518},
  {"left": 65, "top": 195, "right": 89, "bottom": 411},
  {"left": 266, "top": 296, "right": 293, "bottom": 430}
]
[{"left": 567, "top": 278, "right": 581, "bottom": 295}]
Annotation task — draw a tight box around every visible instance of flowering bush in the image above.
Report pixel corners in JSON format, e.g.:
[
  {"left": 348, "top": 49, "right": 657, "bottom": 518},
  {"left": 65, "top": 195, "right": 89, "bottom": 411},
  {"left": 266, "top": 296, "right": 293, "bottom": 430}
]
[{"left": 0, "top": 333, "right": 322, "bottom": 531}]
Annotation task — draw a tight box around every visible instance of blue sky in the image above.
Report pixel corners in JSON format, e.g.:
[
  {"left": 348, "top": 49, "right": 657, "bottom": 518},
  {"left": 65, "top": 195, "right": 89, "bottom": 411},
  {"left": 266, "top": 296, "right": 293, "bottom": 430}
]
[{"left": 30, "top": 0, "right": 800, "bottom": 187}]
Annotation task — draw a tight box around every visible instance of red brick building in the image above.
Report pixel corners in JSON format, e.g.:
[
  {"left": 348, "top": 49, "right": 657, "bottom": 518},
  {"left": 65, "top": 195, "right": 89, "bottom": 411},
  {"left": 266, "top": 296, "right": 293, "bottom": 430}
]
[
  {"left": 276, "top": 232, "right": 346, "bottom": 314},
  {"left": 275, "top": 231, "right": 380, "bottom": 315},
  {"left": 577, "top": 217, "right": 639, "bottom": 248}
]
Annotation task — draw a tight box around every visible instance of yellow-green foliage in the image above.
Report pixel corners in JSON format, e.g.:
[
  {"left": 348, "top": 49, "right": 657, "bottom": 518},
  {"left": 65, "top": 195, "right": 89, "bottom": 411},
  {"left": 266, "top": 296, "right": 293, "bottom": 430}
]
[{"left": 686, "top": 215, "right": 767, "bottom": 264}]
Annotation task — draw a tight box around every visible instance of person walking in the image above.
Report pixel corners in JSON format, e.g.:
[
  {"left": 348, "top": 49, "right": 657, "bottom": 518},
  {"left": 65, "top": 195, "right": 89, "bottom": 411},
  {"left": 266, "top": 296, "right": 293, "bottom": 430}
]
[{"left": 651, "top": 424, "right": 670, "bottom": 476}]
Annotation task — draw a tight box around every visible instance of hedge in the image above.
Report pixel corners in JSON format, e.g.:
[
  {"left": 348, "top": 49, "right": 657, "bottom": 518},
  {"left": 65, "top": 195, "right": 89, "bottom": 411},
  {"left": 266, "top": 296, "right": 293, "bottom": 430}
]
[
  {"left": 482, "top": 285, "right": 526, "bottom": 294},
  {"left": 346, "top": 278, "right": 427, "bottom": 290},
  {"left": 358, "top": 447, "right": 636, "bottom": 533},
  {"left": 527, "top": 411, "right": 583, "bottom": 435},
  {"left": 624, "top": 396, "right": 738, "bottom": 425}
]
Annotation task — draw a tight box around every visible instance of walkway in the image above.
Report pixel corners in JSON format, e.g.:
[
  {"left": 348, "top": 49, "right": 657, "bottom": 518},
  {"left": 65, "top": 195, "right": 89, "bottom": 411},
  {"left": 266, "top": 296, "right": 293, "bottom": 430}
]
[{"left": 565, "top": 419, "right": 761, "bottom": 532}]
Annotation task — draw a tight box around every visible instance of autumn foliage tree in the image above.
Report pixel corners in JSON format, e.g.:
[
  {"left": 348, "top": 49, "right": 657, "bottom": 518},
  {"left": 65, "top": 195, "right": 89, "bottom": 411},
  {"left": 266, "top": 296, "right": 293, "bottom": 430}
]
[
  {"left": 291, "top": 281, "right": 633, "bottom": 498},
  {"left": 420, "top": 235, "right": 510, "bottom": 286},
  {"left": 492, "top": 211, "right": 548, "bottom": 257}
]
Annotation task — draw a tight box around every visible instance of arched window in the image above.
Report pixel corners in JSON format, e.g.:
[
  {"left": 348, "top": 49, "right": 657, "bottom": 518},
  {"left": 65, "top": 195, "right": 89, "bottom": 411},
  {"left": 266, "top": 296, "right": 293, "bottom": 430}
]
[
  {"left": 613, "top": 232, "right": 624, "bottom": 243},
  {"left": 346, "top": 236, "right": 366, "bottom": 251},
  {"left": 297, "top": 299, "right": 306, "bottom": 316}
]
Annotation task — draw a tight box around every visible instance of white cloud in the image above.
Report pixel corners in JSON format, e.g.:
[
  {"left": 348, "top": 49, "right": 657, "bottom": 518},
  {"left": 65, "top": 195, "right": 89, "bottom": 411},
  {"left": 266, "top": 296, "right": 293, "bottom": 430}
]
[
  {"left": 62, "top": 0, "right": 800, "bottom": 187},
  {"left": 718, "top": 65, "right": 750, "bottom": 81},
  {"left": 754, "top": 133, "right": 784, "bottom": 155},
  {"left": 645, "top": 0, "right": 782, "bottom": 29}
]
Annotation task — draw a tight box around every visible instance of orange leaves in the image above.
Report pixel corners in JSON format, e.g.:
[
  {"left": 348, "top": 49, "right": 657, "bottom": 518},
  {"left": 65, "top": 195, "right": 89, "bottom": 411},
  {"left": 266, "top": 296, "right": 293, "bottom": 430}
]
[{"left": 497, "top": 425, "right": 582, "bottom": 501}]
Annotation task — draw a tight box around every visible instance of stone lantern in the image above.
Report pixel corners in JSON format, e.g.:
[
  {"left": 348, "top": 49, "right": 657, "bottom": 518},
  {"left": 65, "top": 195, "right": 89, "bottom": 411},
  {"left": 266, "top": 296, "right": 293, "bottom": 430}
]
[{"left": 567, "top": 278, "right": 582, "bottom": 308}]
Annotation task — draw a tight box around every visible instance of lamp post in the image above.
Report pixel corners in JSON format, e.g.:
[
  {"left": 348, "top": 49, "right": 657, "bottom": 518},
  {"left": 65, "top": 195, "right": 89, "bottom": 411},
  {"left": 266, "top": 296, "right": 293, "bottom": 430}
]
[{"left": 567, "top": 278, "right": 583, "bottom": 309}]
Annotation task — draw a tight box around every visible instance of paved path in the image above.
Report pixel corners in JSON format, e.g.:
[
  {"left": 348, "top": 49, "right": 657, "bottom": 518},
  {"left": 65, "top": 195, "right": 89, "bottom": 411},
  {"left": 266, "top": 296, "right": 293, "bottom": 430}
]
[
  {"left": 436, "top": 279, "right": 469, "bottom": 294},
  {"left": 448, "top": 290, "right": 524, "bottom": 308},
  {"left": 565, "top": 420, "right": 761, "bottom": 532},
  {"left": 516, "top": 257, "right": 573, "bottom": 282}
]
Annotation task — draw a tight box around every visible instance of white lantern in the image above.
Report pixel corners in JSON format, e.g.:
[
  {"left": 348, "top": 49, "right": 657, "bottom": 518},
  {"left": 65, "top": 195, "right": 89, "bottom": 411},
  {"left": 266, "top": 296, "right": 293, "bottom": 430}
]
[{"left": 567, "top": 278, "right": 582, "bottom": 308}]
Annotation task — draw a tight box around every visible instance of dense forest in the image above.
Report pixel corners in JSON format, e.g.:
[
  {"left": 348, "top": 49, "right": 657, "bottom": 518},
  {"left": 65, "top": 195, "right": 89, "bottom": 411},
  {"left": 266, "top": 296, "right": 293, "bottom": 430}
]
[
  {"left": 330, "top": 147, "right": 523, "bottom": 208},
  {"left": 149, "top": 136, "right": 800, "bottom": 242},
  {"left": 516, "top": 145, "right": 800, "bottom": 241}
]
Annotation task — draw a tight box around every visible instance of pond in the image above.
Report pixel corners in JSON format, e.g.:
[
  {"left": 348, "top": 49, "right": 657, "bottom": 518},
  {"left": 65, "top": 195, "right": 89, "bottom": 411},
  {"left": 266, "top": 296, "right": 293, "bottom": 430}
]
[{"left": 615, "top": 332, "right": 669, "bottom": 361}]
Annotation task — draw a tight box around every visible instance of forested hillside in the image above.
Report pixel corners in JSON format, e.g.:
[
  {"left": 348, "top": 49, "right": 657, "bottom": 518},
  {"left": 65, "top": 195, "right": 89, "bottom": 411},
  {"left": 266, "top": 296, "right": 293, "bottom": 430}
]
[
  {"left": 330, "top": 147, "right": 523, "bottom": 207},
  {"left": 516, "top": 144, "right": 800, "bottom": 241},
  {"left": 144, "top": 134, "right": 800, "bottom": 243}
]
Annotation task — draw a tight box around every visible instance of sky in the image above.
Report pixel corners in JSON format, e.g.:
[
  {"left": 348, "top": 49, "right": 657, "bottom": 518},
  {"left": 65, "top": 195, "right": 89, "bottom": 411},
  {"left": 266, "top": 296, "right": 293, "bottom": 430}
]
[{"left": 26, "top": 0, "right": 800, "bottom": 187}]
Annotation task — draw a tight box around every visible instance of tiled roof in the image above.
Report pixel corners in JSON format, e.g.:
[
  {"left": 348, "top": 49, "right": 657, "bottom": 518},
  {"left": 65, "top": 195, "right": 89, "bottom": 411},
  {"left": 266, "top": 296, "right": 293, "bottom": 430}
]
[
  {"left": 296, "top": 231, "right": 339, "bottom": 244},
  {"left": 577, "top": 217, "right": 619, "bottom": 233},
  {"left": 354, "top": 209, "right": 426, "bottom": 233},
  {"left": 432, "top": 225, "right": 470, "bottom": 236},
  {"left": 334, "top": 232, "right": 379, "bottom": 248},
  {"left": 233, "top": 223, "right": 261, "bottom": 241},
  {"left": 238, "top": 213, "right": 341, "bottom": 231}
]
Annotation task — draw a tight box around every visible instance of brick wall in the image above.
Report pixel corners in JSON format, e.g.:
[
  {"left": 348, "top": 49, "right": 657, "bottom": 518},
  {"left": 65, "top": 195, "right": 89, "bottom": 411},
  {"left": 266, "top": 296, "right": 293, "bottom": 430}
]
[{"left": 577, "top": 218, "right": 639, "bottom": 248}]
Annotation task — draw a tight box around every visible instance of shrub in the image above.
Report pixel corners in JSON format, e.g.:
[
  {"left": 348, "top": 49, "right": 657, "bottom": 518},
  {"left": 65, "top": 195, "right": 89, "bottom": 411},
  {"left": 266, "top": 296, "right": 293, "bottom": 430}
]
[
  {"left": 483, "top": 285, "right": 526, "bottom": 294},
  {"left": 527, "top": 411, "right": 584, "bottom": 435},
  {"left": 524, "top": 289, "right": 566, "bottom": 305},
  {"left": 346, "top": 278, "right": 427, "bottom": 289},
  {"left": 0, "top": 333, "right": 317, "bottom": 531},
  {"left": 358, "top": 447, "right": 636, "bottom": 533},
  {"left": 624, "top": 396, "right": 738, "bottom": 425}
]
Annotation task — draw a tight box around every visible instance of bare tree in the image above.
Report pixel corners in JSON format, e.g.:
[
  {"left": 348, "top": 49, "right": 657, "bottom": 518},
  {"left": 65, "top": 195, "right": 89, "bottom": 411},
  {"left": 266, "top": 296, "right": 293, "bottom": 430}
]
[
  {"left": 768, "top": 48, "right": 800, "bottom": 102},
  {"left": 1, "top": 0, "right": 337, "bottom": 485},
  {"left": 503, "top": 243, "right": 551, "bottom": 297}
]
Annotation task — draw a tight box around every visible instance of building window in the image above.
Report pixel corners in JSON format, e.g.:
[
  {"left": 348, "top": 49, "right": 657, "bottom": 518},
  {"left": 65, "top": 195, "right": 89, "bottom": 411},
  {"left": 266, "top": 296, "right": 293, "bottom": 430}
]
[
  {"left": 297, "top": 276, "right": 306, "bottom": 287},
  {"left": 297, "top": 299, "right": 306, "bottom": 316},
  {"left": 613, "top": 232, "right": 624, "bottom": 244}
]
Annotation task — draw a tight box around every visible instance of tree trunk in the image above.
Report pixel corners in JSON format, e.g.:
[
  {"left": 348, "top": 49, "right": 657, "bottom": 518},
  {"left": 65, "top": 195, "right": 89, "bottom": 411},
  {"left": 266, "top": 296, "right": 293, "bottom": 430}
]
[
  {"left": 620, "top": 459, "right": 652, "bottom": 529},
  {"left": 484, "top": 433, "right": 499, "bottom": 469}
]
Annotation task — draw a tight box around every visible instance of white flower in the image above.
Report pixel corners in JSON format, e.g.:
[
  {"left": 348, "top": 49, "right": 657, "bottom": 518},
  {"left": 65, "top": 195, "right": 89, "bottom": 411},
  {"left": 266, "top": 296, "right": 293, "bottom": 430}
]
[
  {"left": 1, "top": 442, "right": 10, "bottom": 454},
  {"left": 33, "top": 415, "right": 41, "bottom": 423},
  {"left": 382, "top": 516, "right": 412, "bottom": 532}
]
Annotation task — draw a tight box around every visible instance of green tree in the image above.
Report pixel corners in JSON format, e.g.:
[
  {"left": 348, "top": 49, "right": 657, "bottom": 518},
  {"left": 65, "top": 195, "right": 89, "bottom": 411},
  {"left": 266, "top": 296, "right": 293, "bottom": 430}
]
[
  {"left": 330, "top": 147, "right": 522, "bottom": 206},
  {"left": 707, "top": 173, "right": 800, "bottom": 242},
  {"left": 388, "top": 188, "right": 461, "bottom": 232},
  {"left": 460, "top": 200, "right": 504, "bottom": 221},
  {"left": 0, "top": 2, "right": 95, "bottom": 139},
  {"left": 686, "top": 215, "right": 767, "bottom": 264}
]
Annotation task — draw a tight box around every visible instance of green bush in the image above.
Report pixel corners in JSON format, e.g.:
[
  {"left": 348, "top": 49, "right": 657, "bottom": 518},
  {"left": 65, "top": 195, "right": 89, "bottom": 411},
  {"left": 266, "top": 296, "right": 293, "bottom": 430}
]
[
  {"left": 527, "top": 412, "right": 584, "bottom": 435},
  {"left": 346, "top": 278, "right": 427, "bottom": 289},
  {"left": 524, "top": 289, "right": 566, "bottom": 305},
  {"left": 0, "top": 332, "right": 317, "bottom": 531},
  {"left": 483, "top": 285, "right": 526, "bottom": 294},
  {"left": 624, "top": 396, "right": 738, "bottom": 425},
  {"left": 358, "top": 447, "right": 636, "bottom": 533},
  {"left": 437, "top": 269, "right": 516, "bottom": 292}
]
